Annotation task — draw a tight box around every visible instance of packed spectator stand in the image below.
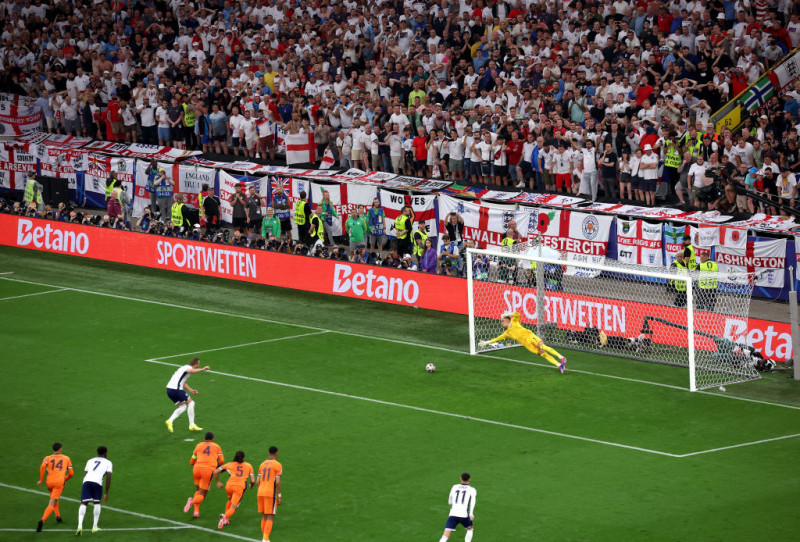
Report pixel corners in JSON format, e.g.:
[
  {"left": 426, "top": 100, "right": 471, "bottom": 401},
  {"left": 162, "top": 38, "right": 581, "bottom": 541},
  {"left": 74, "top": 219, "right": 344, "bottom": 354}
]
[{"left": 3, "top": 0, "right": 800, "bottom": 281}]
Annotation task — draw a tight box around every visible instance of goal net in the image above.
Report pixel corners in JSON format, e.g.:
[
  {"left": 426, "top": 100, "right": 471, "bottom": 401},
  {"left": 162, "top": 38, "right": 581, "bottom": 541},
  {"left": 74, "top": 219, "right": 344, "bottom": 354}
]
[{"left": 466, "top": 240, "right": 761, "bottom": 391}]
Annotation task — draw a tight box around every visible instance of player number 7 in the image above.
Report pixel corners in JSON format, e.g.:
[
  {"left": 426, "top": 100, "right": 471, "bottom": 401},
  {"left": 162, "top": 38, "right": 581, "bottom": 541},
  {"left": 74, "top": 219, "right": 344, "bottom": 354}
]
[{"left": 93, "top": 460, "right": 101, "bottom": 471}]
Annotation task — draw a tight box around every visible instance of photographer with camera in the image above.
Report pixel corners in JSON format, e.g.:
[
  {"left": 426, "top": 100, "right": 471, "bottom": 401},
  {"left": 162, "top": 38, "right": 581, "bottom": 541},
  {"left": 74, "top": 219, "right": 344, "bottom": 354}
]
[
  {"left": 246, "top": 185, "right": 263, "bottom": 238},
  {"left": 229, "top": 183, "right": 249, "bottom": 234},
  {"left": 145, "top": 159, "right": 174, "bottom": 220},
  {"left": 201, "top": 185, "right": 221, "bottom": 233}
]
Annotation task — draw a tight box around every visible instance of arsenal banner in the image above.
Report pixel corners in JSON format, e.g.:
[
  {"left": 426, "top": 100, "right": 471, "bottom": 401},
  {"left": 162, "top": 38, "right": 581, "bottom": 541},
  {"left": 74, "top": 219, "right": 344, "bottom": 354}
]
[
  {"left": 438, "top": 194, "right": 532, "bottom": 249},
  {"left": 0, "top": 147, "right": 36, "bottom": 189},
  {"left": 616, "top": 219, "right": 663, "bottom": 267},
  {"left": 309, "top": 182, "right": 378, "bottom": 237},
  {"left": 717, "top": 238, "right": 787, "bottom": 288},
  {"left": 380, "top": 190, "right": 438, "bottom": 239}
]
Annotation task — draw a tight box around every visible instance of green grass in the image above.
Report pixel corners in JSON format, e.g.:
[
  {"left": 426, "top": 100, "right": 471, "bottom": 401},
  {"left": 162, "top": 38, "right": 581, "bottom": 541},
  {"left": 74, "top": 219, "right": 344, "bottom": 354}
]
[{"left": 0, "top": 245, "right": 799, "bottom": 541}]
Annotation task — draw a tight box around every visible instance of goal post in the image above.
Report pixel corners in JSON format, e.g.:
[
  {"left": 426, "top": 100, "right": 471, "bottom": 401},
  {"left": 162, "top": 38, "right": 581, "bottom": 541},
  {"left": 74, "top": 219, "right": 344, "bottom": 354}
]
[{"left": 466, "top": 242, "right": 761, "bottom": 391}]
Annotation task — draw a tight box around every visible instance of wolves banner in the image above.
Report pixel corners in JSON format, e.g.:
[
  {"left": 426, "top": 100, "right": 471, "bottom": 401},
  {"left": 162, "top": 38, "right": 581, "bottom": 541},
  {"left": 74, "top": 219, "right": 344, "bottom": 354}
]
[
  {"left": 438, "top": 194, "right": 531, "bottom": 249},
  {"left": 616, "top": 219, "right": 663, "bottom": 266},
  {"left": 717, "top": 238, "right": 787, "bottom": 288},
  {"left": 309, "top": 182, "right": 378, "bottom": 237},
  {"left": 380, "top": 190, "right": 438, "bottom": 238}
]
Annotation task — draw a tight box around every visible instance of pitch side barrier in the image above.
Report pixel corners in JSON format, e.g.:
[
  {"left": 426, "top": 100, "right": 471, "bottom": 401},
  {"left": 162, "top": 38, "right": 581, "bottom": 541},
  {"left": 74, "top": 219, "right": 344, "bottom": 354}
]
[{"left": 0, "top": 213, "right": 793, "bottom": 362}]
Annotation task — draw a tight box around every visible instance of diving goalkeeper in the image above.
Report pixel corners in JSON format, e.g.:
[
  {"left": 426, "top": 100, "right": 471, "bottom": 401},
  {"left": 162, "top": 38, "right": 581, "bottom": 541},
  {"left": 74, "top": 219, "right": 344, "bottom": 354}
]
[{"left": 478, "top": 312, "right": 567, "bottom": 374}]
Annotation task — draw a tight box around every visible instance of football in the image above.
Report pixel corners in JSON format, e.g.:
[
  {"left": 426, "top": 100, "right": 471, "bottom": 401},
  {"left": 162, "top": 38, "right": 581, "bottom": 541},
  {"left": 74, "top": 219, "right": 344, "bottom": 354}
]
[{"left": 425, "top": 363, "right": 436, "bottom": 373}]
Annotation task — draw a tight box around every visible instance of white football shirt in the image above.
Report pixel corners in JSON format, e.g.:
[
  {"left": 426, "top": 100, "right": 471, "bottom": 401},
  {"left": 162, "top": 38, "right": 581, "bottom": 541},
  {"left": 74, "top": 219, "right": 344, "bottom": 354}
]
[
  {"left": 167, "top": 364, "right": 193, "bottom": 390},
  {"left": 82, "top": 457, "right": 113, "bottom": 485},
  {"left": 447, "top": 483, "right": 476, "bottom": 518}
]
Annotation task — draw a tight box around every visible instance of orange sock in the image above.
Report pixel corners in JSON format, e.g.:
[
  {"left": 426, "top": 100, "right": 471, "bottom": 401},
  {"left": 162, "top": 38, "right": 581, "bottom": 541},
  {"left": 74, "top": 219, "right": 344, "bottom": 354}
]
[
  {"left": 42, "top": 505, "right": 54, "bottom": 522},
  {"left": 225, "top": 506, "right": 236, "bottom": 519},
  {"left": 263, "top": 518, "right": 273, "bottom": 539},
  {"left": 225, "top": 501, "right": 232, "bottom": 513},
  {"left": 261, "top": 519, "right": 266, "bottom": 534},
  {"left": 54, "top": 501, "right": 60, "bottom": 517}
]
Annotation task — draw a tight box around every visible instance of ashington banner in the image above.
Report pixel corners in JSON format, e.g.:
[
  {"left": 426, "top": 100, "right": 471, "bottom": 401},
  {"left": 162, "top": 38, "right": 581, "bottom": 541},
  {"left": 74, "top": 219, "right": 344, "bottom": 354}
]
[
  {"left": 716, "top": 238, "right": 787, "bottom": 288},
  {"left": 0, "top": 213, "right": 794, "bottom": 362},
  {"left": 616, "top": 219, "right": 663, "bottom": 267}
]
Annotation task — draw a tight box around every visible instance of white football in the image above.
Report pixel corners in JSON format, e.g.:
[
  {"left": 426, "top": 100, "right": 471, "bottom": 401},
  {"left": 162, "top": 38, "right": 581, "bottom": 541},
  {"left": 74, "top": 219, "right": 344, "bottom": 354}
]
[{"left": 425, "top": 363, "right": 436, "bottom": 373}]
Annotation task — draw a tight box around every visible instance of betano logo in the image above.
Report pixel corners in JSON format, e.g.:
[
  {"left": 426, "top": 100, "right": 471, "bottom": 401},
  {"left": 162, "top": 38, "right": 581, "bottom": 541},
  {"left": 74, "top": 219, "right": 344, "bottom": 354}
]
[
  {"left": 332, "top": 263, "right": 419, "bottom": 303},
  {"left": 16, "top": 219, "right": 89, "bottom": 254}
]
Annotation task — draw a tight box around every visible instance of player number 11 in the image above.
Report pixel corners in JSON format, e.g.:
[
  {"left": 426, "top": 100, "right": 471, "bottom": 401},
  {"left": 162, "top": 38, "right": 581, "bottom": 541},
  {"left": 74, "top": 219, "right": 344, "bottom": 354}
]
[{"left": 454, "top": 490, "right": 466, "bottom": 504}]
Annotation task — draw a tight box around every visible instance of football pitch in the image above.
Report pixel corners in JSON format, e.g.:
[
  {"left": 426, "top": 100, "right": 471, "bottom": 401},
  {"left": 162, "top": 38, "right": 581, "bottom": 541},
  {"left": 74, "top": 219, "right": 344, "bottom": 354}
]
[{"left": 1, "top": 245, "right": 799, "bottom": 541}]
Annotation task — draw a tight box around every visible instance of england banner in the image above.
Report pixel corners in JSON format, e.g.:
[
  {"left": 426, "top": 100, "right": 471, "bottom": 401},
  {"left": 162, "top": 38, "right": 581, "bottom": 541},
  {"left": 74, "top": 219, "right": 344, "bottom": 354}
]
[
  {"left": 616, "top": 219, "right": 663, "bottom": 266},
  {"left": 717, "top": 238, "right": 787, "bottom": 288},
  {"left": 0, "top": 102, "right": 42, "bottom": 136},
  {"left": 0, "top": 147, "right": 37, "bottom": 189},
  {"left": 695, "top": 224, "right": 747, "bottom": 249},
  {"left": 309, "top": 182, "right": 378, "bottom": 237},
  {"left": 380, "top": 190, "right": 438, "bottom": 238},
  {"left": 284, "top": 133, "right": 316, "bottom": 165},
  {"left": 40, "top": 147, "right": 84, "bottom": 190},
  {"left": 532, "top": 209, "right": 614, "bottom": 276},
  {"left": 176, "top": 164, "right": 215, "bottom": 207},
  {"left": 438, "top": 194, "right": 531, "bottom": 249},
  {"left": 688, "top": 226, "right": 713, "bottom": 261}
]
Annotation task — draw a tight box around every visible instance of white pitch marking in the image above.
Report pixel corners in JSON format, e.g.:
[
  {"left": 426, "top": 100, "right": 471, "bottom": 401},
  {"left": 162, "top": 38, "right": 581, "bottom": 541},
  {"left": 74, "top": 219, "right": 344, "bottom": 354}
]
[
  {"left": 1, "top": 274, "right": 799, "bottom": 412},
  {"left": 0, "top": 526, "right": 192, "bottom": 532},
  {"left": 0, "top": 271, "right": 14, "bottom": 275},
  {"left": 0, "top": 483, "right": 259, "bottom": 541},
  {"left": 0, "top": 288, "right": 68, "bottom": 301},
  {"left": 145, "top": 358, "right": 681, "bottom": 458},
  {"left": 677, "top": 432, "right": 800, "bottom": 458},
  {"left": 149, "top": 331, "right": 330, "bottom": 361}
]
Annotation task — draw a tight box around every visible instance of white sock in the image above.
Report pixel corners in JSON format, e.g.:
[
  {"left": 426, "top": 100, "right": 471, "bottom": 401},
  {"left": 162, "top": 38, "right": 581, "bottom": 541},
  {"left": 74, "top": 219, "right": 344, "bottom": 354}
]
[
  {"left": 465, "top": 530, "right": 474, "bottom": 542},
  {"left": 93, "top": 504, "right": 101, "bottom": 528},
  {"left": 78, "top": 504, "right": 86, "bottom": 527},
  {"left": 187, "top": 401, "right": 196, "bottom": 425},
  {"left": 439, "top": 536, "right": 449, "bottom": 542},
  {"left": 168, "top": 404, "right": 187, "bottom": 422}
]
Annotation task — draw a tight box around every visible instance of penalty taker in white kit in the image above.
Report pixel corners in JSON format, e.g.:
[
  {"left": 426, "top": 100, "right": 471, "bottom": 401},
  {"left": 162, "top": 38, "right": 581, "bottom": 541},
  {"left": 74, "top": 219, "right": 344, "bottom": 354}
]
[{"left": 478, "top": 312, "right": 567, "bottom": 373}]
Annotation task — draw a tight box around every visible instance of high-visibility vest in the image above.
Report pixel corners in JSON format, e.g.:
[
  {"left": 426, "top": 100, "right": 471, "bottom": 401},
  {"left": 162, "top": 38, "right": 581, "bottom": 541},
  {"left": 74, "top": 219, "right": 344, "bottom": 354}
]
[
  {"left": 502, "top": 237, "right": 515, "bottom": 247},
  {"left": 182, "top": 103, "right": 195, "bottom": 127},
  {"left": 413, "top": 229, "right": 428, "bottom": 257},
  {"left": 673, "top": 260, "right": 687, "bottom": 292},
  {"left": 699, "top": 260, "right": 719, "bottom": 289},
  {"left": 294, "top": 200, "right": 307, "bottom": 225},
  {"left": 171, "top": 202, "right": 185, "bottom": 227},
  {"left": 684, "top": 245, "right": 697, "bottom": 270},
  {"left": 24, "top": 178, "right": 42, "bottom": 206},
  {"left": 198, "top": 192, "right": 206, "bottom": 218},
  {"left": 105, "top": 178, "right": 115, "bottom": 200},
  {"left": 664, "top": 140, "right": 681, "bottom": 168},
  {"left": 395, "top": 215, "right": 409, "bottom": 239},
  {"left": 309, "top": 215, "right": 323, "bottom": 241}
]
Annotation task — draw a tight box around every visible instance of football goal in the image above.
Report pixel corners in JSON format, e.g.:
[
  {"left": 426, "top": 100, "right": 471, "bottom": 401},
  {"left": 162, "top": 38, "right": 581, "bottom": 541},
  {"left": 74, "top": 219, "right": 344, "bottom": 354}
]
[{"left": 466, "top": 240, "right": 761, "bottom": 391}]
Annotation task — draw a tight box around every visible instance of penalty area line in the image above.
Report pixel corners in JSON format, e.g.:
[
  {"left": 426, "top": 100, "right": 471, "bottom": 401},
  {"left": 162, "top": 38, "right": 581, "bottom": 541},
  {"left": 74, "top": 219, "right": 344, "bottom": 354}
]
[
  {"left": 0, "top": 526, "right": 192, "bottom": 532},
  {"left": 147, "top": 330, "right": 330, "bottom": 361},
  {"left": 145, "top": 358, "right": 682, "bottom": 458},
  {"left": 1, "top": 274, "right": 799, "bottom": 412},
  {"left": 0, "top": 288, "right": 68, "bottom": 302},
  {"left": 678, "top": 432, "right": 800, "bottom": 458},
  {"left": 0, "top": 483, "right": 260, "bottom": 541}
]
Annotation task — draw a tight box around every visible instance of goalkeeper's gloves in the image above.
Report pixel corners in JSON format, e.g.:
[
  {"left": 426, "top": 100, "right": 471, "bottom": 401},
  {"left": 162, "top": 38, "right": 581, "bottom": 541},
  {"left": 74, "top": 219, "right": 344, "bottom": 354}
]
[{"left": 478, "top": 340, "right": 490, "bottom": 347}]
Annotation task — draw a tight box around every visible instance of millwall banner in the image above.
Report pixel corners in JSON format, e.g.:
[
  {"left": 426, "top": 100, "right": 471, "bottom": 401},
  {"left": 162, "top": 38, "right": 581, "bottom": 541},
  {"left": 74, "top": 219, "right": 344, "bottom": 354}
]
[
  {"left": 309, "top": 182, "right": 378, "bottom": 237},
  {"left": 380, "top": 190, "right": 438, "bottom": 239},
  {"left": 177, "top": 164, "right": 215, "bottom": 207},
  {"left": 616, "top": 219, "right": 663, "bottom": 267},
  {"left": 438, "top": 194, "right": 532, "bottom": 249},
  {"left": 717, "top": 238, "right": 787, "bottom": 288},
  {"left": 533, "top": 209, "right": 614, "bottom": 276}
]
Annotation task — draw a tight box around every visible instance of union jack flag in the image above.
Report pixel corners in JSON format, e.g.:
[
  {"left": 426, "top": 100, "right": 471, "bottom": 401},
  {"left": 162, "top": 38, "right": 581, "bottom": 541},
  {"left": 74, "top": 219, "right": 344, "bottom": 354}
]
[{"left": 88, "top": 154, "right": 107, "bottom": 171}]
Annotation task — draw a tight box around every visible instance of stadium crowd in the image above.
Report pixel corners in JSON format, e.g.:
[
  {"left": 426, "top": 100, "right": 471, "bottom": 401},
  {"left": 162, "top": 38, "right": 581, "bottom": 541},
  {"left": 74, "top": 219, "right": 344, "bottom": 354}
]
[{"left": 2, "top": 0, "right": 800, "bottom": 212}]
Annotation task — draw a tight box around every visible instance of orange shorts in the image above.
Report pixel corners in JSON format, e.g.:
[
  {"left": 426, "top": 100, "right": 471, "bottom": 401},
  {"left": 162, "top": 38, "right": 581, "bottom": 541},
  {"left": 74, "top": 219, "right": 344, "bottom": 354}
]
[
  {"left": 47, "top": 481, "right": 64, "bottom": 499},
  {"left": 257, "top": 494, "right": 277, "bottom": 515},
  {"left": 193, "top": 466, "right": 215, "bottom": 490},
  {"left": 226, "top": 487, "right": 244, "bottom": 507}
]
